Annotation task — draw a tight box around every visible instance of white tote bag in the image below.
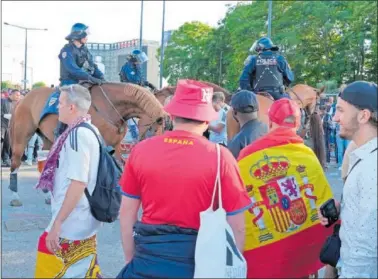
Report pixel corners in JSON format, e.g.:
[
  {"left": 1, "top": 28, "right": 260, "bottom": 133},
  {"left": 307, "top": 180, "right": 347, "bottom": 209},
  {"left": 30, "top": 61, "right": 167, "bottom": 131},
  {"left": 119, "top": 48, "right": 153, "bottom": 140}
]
[{"left": 194, "top": 144, "right": 247, "bottom": 278}]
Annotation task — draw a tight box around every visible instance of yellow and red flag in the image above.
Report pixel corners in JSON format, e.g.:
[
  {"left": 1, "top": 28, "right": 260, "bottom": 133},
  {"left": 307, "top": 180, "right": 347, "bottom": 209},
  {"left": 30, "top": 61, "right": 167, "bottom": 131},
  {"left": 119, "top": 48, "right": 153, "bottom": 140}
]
[{"left": 238, "top": 128, "right": 334, "bottom": 278}]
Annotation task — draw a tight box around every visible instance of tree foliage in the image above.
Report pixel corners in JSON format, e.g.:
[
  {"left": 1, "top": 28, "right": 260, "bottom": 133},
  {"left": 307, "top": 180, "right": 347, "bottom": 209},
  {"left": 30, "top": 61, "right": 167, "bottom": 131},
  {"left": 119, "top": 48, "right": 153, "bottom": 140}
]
[
  {"left": 159, "top": 1, "right": 377, "bottom": 90},
  {"left": 1, "top": 81, "right": 13, "bottom": 89},
  {"left": 32, "top": 81, "right": 47, "bottom": 89}
]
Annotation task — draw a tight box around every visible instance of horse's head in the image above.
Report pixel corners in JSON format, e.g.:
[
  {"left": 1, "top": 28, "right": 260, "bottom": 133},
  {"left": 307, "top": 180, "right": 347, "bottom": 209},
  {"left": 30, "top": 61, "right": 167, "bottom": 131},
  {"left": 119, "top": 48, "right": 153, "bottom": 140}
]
[
  {"left": 90, "top": 82, "right": 166, "bottom": 142},
  {"left": 154, "top": 86, "right": 176, "bottom": 105}
]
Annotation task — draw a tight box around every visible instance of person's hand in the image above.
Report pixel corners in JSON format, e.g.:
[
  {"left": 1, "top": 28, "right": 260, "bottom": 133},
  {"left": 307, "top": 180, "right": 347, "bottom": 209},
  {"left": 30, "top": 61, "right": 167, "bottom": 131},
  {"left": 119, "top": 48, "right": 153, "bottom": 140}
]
[
  {"left": 46, "top": 221, "right": 62, "bottom": 254},
  {"left": 317, "top": 199, "right": 341, "bottom": 227},
  {"left": 317, "top": 208, "right": 329, "bottom": 226},
  {"left": 89, "top": 77, "right": 103, "bottom": 85}
]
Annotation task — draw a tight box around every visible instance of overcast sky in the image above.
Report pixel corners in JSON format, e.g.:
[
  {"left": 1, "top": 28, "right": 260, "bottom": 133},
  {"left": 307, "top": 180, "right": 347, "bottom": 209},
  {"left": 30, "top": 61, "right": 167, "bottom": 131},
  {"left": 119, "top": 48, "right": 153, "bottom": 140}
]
[{"left": 1, "top": 1, "right": 239, "bottom": 86}]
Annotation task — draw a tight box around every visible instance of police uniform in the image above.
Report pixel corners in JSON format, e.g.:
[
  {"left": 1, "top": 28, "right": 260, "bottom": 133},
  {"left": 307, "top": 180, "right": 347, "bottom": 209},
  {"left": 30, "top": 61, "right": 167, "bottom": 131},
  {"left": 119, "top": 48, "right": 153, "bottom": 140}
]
[
  {"left": 54, "top": 23, "right": 104, "bottom": 139},
  {"left": 59, "top": 43, "right": 104, "bottom": 86},
  {"left": 119, "top": 61, "right": 145, "bottom": 85},
  {"left": 239, "top": 51, "right": 294, "bottom": 100}
]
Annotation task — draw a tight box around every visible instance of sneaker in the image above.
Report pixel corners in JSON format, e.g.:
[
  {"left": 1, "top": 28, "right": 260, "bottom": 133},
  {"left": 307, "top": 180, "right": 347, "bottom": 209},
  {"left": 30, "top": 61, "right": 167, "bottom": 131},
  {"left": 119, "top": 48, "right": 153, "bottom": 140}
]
[
  {"left": 2, "top": 161, "right": 11, "bottom": 167},
  {"left": 25, "top": 160, "right": 33, "bottom": 166},
  {"left": 338, "top": 166, "right": 342, "bottom": 171}
]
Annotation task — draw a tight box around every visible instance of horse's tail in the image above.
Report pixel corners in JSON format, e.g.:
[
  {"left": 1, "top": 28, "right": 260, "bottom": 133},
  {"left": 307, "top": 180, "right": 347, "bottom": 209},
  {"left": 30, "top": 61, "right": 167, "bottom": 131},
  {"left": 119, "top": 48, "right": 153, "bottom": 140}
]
[{"left": 309, "top": 113, "right": 326, "bottom": 168}]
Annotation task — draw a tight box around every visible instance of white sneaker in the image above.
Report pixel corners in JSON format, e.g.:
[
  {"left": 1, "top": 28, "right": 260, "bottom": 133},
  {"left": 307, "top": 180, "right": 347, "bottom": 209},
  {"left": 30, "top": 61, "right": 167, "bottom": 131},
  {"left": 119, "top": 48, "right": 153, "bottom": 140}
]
[
  {"left": 338, "top": 166, "right": 342, "bottom": 171},
  {"left": 25, "top": 160, "right": 32, "bottom": 166}
]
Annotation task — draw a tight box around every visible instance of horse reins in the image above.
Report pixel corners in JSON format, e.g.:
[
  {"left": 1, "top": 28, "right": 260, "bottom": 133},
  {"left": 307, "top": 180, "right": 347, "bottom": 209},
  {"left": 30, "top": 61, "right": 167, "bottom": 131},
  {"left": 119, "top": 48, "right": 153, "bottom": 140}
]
[
  {"left": 93, "top": 84, "right": 163, "bottom": 141},
  {"left": 287, "top": 87, "right": 318, "bottom": 135}
]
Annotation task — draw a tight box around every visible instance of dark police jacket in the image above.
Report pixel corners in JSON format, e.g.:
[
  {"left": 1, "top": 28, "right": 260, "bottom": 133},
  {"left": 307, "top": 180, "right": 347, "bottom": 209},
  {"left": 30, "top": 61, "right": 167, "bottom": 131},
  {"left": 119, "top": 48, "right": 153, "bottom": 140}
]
[
  {"left": 239, "top": 51, "right": 294, "bottom": 92},
  {"left": 119, "top": 61, "right": 146, "bottom": 86},
  {"left": 59, "top": 42, "right": 104, "bottom": 86}
]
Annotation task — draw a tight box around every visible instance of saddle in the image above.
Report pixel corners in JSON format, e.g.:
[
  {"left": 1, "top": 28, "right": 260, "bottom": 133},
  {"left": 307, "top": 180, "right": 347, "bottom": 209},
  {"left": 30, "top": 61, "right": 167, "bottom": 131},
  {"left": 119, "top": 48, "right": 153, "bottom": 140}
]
[
  {"left": 256, "top": 91, "right": 275, "bottom": 101},
  {"left": 39, "top": 81, "right": 99, "bottom": 123}
]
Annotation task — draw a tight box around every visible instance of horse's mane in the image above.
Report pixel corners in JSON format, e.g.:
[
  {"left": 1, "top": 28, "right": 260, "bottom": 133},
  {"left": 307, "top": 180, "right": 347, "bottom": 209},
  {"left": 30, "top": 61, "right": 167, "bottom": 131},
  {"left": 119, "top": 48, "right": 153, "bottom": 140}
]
[{"left": 101, "top": 82, "right": 164, "bottom": 119}]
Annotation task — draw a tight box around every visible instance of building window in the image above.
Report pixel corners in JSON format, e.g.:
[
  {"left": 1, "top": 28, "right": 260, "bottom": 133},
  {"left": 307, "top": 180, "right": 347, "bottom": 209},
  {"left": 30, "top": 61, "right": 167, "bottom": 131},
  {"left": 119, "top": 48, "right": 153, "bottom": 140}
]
[
  {"left": 99, "top": 44, "right": 104, "bottom": 50},
  {"left": 92, "top": 44, "right": 98, "bottom": 50},
  {"left": 105, "top": 44, "right": 110, "bottom": 50}
]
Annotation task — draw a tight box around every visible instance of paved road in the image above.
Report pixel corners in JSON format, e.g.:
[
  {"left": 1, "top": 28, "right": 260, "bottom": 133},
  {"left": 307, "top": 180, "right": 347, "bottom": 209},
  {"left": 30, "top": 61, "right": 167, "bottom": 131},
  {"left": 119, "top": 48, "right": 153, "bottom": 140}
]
[{"left": 1, "top": 162, "right": 343, "bottom": 278}]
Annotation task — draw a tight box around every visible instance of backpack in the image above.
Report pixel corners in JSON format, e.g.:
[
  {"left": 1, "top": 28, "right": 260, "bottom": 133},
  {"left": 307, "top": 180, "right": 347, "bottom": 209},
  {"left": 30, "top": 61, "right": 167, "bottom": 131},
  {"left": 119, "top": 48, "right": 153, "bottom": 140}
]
[{"left": 77, "top": 122, "right": 122, "bottom": 223}]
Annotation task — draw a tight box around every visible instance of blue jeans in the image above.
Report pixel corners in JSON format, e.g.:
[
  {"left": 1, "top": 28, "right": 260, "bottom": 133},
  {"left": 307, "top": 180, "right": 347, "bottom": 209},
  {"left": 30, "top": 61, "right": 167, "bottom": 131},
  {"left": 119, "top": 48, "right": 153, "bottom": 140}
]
[
  {"left": 336, "top": 134, "right": 350, "bottom": 168},
  {"left": 26, "top": 133, "right": 43, "bottom": 162}
]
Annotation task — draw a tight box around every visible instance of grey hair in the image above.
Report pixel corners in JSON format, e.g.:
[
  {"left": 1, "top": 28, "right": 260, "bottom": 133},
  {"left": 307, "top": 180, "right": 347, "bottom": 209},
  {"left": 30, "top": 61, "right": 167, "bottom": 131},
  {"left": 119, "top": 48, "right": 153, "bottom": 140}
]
[
  {"left": 60, "top": 84, "right": 91, "bottom": 113},
  {"left": 212, "top": 91, "right": 225, "bottom": 102}
]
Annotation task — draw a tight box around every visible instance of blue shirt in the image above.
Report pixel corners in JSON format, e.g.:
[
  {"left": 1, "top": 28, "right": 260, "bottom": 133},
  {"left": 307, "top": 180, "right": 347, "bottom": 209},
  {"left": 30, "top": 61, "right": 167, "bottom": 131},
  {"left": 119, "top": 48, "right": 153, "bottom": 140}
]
[
  {"left": 120, "top": 62, "right": 145, "bottom": 85},
  {"left": 59, "top": 43, "right": 104, "bottom": 86}
]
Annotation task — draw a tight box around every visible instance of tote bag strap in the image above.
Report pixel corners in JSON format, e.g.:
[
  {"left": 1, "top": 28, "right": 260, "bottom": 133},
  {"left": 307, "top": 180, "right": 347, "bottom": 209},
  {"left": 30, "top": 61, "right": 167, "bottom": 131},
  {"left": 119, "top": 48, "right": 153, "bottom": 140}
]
[{"left": 210, "top": 144, "right": 223, "bottom": 210}]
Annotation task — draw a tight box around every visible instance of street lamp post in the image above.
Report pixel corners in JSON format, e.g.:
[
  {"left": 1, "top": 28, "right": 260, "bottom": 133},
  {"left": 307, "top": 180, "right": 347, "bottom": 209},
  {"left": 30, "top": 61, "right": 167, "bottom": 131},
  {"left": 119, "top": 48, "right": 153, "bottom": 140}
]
[
  {"left": 139, "top": 0, "right": 144, "bottom": 50},
  {"left": 267, "top": 0, "right": 272, "bottom": 38},
  {"left": 3, "top": 22, "right": 47, "bottom": 90},
  {"left": 159, "top": 0, "right": 166, "bottom": 88}
]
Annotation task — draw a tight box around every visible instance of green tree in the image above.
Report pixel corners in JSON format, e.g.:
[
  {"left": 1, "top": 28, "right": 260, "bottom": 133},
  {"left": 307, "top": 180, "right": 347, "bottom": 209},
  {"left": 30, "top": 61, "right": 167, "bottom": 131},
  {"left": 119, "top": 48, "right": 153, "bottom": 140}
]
[
  {"left": 1, "top": 80, "right": 13, "bottom": 89},
  {"left": 32, "top": 81, "right": 47, "bottom": 89},
  {"left": 161, "top": 1, "right": 377, "bottom": 89},
  {"left": 158, "top": 21, "right": 214, "bottom": 85}
]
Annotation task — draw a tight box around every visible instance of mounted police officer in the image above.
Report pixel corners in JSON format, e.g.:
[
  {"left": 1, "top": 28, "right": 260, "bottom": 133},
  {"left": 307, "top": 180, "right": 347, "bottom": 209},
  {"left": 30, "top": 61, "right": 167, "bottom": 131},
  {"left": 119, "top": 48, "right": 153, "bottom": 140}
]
[
  {"left": 239, "top": 37, "right": 294, "bottom": 100},
  {"left": 54, "top": 23, "right": 105, "bottom": 138},
  {"left": 119, "top": 49, "right": 157, "bottom": 91}
]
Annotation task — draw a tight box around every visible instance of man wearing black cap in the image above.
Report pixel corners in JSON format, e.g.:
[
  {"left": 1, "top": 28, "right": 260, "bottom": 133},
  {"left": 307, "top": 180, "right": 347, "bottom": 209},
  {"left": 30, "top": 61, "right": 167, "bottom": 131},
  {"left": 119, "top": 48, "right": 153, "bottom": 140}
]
[
  {"left": 318, "top": 81, "right": 377, "bottom": 278},
  {"left": 227, "top": 90, "right": 268, "bottom": 159}
]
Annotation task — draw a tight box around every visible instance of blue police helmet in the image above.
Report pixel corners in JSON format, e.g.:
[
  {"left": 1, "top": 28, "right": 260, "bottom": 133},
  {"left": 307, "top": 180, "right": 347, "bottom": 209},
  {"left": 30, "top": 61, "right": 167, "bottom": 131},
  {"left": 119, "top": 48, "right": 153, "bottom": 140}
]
[
  {"left": 65, "top": 23, "right": 90, "bottom": 41},
  {"left": 129, "top": 49, "right": 149, "bottom": 64},
  {"left": 250, "top": 37, "right": 279, "bottom": 53}
]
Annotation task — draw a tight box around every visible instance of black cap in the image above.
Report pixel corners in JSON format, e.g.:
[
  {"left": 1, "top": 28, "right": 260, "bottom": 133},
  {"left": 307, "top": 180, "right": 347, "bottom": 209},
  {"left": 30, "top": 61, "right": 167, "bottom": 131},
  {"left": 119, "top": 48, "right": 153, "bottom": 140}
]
[
  {"left": 231, "top": 90, "right": 259, "bottom": 113},
  {"left": 339, "top": 81, "right": 377, "bottom": 112}
]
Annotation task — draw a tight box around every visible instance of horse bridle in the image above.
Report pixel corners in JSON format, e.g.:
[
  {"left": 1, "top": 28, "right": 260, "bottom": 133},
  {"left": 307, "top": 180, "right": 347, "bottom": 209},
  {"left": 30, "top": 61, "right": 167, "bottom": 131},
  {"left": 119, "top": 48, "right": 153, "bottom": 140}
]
[
  {"left": 286, "top": 86, "right": 321, "bottom": 138},
  {"left": 91, "top": 84, "right": 163, "bottom": 141}
]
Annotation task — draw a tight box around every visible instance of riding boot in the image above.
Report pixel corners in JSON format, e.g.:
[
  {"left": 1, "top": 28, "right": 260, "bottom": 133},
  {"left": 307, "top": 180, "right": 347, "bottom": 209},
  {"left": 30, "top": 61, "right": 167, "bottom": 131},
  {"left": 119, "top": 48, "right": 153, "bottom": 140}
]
[{"left": 54, "top": 121, "right": 68, "bottom": 141}]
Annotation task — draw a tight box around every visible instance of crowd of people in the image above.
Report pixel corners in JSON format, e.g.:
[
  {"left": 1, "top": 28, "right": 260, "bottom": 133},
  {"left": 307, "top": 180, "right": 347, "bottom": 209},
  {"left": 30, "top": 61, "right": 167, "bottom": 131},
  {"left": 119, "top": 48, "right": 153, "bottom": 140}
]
[
  {"left": 3, "top": 22, "right": 377, "bottom": 279},
  {"left": 1, "top": 88, "right": 43, "bottom": 167},
  {"left": 30, "top": 79, "right": 376, "bottom": 279},
  {"left": 320, "top": 95, "right": 352, "bottom": 170}
]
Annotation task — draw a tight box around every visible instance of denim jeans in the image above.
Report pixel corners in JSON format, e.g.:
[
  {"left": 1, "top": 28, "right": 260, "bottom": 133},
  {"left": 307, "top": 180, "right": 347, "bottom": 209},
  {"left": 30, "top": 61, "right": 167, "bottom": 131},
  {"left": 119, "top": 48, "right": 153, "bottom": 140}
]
[
  {"left": 336, "top": 134, "right": 350, "bottom": 168},
  {"left": 26, "top": 133, "right": 43, "bottom": 162}
]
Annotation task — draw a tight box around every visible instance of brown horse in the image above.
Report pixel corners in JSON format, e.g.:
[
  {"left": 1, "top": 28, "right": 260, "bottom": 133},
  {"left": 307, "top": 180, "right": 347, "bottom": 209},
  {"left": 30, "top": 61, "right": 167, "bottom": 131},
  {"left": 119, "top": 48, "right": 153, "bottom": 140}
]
[
  {"left": 226, "top": 84, "right": 326, "bottom": 165},
  {"left": 8, "top": 82, "right": 166, "bottom": 206}
]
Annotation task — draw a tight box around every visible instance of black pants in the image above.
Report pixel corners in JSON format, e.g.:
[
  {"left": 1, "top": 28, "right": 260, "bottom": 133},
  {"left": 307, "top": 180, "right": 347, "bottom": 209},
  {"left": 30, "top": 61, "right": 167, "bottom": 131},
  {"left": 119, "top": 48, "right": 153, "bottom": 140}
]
[{"left": 1, "top": 128, "right": 11, "bottom": 163}]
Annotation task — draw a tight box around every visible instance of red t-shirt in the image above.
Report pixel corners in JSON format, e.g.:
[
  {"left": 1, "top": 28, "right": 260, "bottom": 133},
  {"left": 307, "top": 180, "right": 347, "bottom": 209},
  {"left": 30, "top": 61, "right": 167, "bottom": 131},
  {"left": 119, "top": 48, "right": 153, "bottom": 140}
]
[{"left": 119, "top": 130, "right": 252, "bottom": 230}]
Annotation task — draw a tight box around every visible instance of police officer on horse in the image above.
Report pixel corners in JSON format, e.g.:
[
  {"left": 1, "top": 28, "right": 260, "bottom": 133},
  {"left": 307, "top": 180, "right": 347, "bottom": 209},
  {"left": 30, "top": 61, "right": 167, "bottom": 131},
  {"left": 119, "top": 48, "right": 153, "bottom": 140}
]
[
  {"left": 119, "top": 49, "right": 157, "bottom": 91},
  {"left": 54, "top": 23, "right": 105, "bottom": 137},
  {"left": 239, "top": 37, "right": 294, "bottom": 100}
]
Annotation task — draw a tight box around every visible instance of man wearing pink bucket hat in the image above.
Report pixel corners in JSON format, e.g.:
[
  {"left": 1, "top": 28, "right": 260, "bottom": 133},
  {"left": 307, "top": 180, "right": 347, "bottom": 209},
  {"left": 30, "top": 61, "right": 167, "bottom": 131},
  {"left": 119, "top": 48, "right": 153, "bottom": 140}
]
[{"left": 117, "top": 80, "right": 251, "bottom": 278}]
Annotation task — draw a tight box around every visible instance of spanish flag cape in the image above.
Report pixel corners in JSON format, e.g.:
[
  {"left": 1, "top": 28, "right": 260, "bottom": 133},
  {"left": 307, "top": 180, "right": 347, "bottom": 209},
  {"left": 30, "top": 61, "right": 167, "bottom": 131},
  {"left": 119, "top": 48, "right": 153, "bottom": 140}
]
[{"left": 238, "top": 127, "right": 333, "bottom": 278}]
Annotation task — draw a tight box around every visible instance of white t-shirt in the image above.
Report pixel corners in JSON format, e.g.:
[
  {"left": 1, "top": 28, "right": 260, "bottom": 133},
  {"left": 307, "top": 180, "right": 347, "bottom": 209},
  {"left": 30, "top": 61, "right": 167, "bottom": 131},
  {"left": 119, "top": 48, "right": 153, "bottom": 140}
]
[
  {"left": 209, "top": 108, "right": 228, "bottom": 145},
  {"left": 46, "top": 121, "right": 102, "bottom": 240}
]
